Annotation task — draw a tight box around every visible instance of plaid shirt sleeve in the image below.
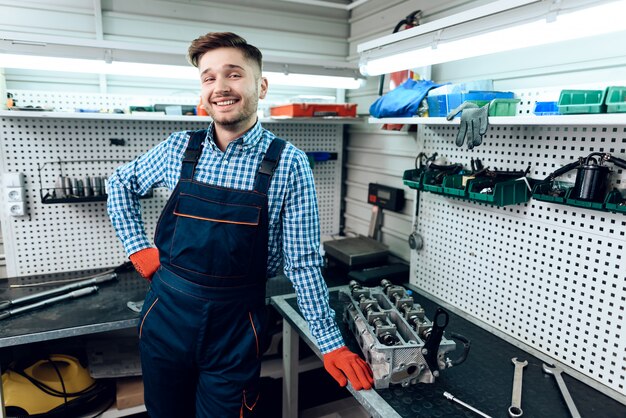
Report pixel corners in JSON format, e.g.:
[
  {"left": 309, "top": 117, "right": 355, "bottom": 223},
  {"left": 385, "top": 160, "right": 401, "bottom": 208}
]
[
  {"left": 107, "top": 134, "right": 179, "bottom": 256},
  {"left": 281, "top": 149, "right": 345, "bottom": 354}
]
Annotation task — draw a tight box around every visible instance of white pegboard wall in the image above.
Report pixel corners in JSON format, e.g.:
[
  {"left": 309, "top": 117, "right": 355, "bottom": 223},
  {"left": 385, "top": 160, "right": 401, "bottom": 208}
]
[
  {"left": 410, "top": 107, "right": 626, "bottom": 398},
  {"left": 0, "top": 110, "right": 343, "bottom": 277},
  {"left": 9, "top": 90, "right": 199, "bottom": 113}
]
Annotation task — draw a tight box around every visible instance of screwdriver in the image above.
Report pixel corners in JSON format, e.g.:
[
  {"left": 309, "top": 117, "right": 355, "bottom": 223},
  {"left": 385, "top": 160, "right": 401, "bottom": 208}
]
[
  {"left": 0, "top": 272, "right": 116, "bottom": 310},
  {"left": 444, "top": 392, "right": 492, "bottom": 418}
]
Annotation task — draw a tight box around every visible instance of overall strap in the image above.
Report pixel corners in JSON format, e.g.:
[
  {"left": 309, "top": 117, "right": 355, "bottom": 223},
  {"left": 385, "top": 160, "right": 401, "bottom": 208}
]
[
  {"left": 254, "top": 138, "right": 286, "bottom": 194},
  {"left": 180, "top": 130, "right": 207, "bottom": 180}
]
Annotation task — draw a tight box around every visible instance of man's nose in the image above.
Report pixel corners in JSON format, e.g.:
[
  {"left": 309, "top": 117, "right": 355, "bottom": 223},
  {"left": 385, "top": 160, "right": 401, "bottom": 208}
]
[{"left": 214, "top": 76, "right": 231, "bottom": 93}]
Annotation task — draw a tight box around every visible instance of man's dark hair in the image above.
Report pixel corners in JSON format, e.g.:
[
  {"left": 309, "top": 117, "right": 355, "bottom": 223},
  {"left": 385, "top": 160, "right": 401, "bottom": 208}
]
[{"left": 188, "top": 32, "right": 263, "bottom": 71}]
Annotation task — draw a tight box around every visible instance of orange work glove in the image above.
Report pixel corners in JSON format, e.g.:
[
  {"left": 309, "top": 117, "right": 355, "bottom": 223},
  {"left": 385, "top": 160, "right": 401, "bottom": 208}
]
[
  {"left": 129, "top": 248, "right": 160, "bottom": 280},
  {"left": 323, "top": 346, "right": 373, "bottom": 391}
]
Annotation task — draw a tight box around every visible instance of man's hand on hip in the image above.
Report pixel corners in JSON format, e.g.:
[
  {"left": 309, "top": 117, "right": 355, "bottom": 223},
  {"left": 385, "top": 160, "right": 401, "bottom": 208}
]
[{"left": 129, "top": 247, "right": 160, "bottom": 280}]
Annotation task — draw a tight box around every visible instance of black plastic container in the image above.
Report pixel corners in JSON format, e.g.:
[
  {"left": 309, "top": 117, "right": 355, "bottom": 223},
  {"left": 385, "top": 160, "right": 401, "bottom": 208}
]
[{"left": 570, "top": 164, "right": 610, "bottom": 202}]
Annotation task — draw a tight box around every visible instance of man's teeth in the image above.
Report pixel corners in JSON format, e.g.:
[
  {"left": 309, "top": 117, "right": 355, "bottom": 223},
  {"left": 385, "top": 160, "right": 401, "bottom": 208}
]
[{"left": 216, "top": 100, "right": 236, "bottom": 106}]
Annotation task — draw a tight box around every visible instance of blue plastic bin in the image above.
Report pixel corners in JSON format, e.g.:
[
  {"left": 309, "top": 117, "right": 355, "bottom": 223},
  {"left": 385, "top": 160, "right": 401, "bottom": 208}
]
[
  {"left": 533, "top": 101, "right": 560, "bottom": 116},
  {"left": 427, "top": 91, "right": 515, "bottom": 118}
]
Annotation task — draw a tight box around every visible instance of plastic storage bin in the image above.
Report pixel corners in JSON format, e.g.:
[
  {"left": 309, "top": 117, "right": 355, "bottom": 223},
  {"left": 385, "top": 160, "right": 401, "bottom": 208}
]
[
  {"left": 557, "top": 89, "right": 606, "bottom": 114},
  {"left": 531, "top": 180, "right": 572, "bottom": 204},
  {"left": 270, "top": 103, "right": 357, "bottom": 117},
  {"left": 604, "top": 190, "right": 626, "bottom": 213},
  {"left": 467, "top": 177, "right": 532, "bottom": 206},
  {"left": 421, "top": 171, "right": 446, "bottom": 194},
  {"left": 488, "top": 98, "right": 521, "bottom": 116},
  {"left": 605, "top": 86, "right": 626, "bottom": 113},
  {"left": 402, "top": 169, "right": 423, "bottom": 190},
  {"left": 533, "top": 101, "right": 560, "bottom": 116},
  {"left": 427, "top": 91, "right": 515, "bottom": 117},
  {"left": 442, "top": 174, "right": 471, "bottom": 197}
]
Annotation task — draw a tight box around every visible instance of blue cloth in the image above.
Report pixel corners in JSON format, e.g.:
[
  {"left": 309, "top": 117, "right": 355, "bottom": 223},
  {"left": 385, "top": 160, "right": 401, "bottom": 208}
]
[
  {"left": 370, "top": 79, "right": 440, "bottom": 118},
  {"left": 107, "top": 121, "right": 343, "bottom": 354}
]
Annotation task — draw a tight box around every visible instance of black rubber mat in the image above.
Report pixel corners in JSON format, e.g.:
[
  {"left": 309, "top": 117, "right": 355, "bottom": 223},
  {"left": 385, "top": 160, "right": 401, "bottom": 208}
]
[{"left": 286, "top": 288, "right": 625, "bottom": 418}]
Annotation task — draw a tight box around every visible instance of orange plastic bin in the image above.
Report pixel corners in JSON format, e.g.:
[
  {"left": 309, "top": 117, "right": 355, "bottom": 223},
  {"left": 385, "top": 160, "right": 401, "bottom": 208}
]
[{"left": 270, "top": 103, "right": 357, "bottom": 117}]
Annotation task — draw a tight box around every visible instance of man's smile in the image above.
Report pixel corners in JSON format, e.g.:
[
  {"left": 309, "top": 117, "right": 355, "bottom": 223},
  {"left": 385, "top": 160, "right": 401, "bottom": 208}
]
[{"left": 213, "top": 98, "right": 239, "bottom": 107}]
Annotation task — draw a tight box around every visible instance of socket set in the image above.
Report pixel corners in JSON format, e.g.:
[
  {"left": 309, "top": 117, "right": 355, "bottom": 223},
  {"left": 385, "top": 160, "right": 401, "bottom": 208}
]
[{"left": 40, "top": 175, "right": 108, "bottom": 204}]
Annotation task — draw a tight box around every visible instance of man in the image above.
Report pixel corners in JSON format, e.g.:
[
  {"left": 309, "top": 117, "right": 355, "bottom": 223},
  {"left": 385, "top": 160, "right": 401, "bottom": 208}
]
[{"left": 107, "top": 32, "right": 373, "bottom": 417}]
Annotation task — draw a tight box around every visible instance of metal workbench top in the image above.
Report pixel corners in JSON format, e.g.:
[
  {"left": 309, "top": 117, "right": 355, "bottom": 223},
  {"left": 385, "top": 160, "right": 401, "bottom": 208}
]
[
  {"left": 271, "top": 285, "right": 626, "bottom": 418},
  {"left": 0, "top": 267, "right": 148, "bottom": 348}
]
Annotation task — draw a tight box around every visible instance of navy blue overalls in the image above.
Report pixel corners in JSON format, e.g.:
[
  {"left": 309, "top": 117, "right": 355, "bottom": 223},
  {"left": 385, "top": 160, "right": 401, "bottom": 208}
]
[{"left": 138, "top": 129, "right": 285, "bottom": 418}]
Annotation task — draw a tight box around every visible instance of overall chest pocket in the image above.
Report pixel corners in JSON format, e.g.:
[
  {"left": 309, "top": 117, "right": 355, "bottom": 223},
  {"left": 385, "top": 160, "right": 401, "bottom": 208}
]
[{"left": 170, "top": 193, "right": 261, "bottom": 278}]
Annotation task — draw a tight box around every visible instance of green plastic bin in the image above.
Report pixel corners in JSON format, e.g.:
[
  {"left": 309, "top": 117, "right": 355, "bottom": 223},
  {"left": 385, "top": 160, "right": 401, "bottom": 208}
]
[
  {"left": 489, "top": 98, "right": 521, "bottom": 116},
  {"left": 558, "top": 89, "right": 607, "bottom": 114},
  {"left": 604, "top": 189, "right": 626, "bottom": 214},
  {"left": 531, "top": 180, "right": 572, "bottom": 204},
  {"left": 468, "top": 177, "right": 532, "bottom": 206},
  {"left": 421, "top": 171, "right": 445, "bottom": 194},
  {"left": 402, "top": 169, "right": 423, "bottom": 190},
  {"left": 442, "top": 174, "right": 470, "bottom": 197},
  {"left": 565, "top": 188, "right": 605, "bottom": 210},
  {"left": 605, "top": 86, "right": 626, "bottom": 113}
]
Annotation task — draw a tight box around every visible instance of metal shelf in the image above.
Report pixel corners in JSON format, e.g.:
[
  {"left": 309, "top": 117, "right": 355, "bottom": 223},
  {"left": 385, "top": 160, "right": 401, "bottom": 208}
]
[
  {"left": 369, "top": 113, "right": 626, "bottom": 126},
  {"left": 0, "top": 110, "right": 364, "bottom": 124}
]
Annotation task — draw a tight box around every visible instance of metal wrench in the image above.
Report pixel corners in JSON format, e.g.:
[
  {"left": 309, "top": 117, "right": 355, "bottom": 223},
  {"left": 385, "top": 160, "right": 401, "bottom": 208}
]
[
  {"left": 542, "top": 363, "right": 581, "bottom": 418},
  {"left": 509, "top": 357, "right": 528, "bottom": 417}
]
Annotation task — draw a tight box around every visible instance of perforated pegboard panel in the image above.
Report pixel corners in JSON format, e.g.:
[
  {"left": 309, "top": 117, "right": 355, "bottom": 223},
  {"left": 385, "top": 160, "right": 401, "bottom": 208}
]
[
  {"left": 0, "top": 110, "right": 342, "bottom": 277},
  {"left": 410, "top": 97, "right": 626, "bottom": 399},
  {"left": 10, "top": 90, "right": 199, "bottom": 112}
]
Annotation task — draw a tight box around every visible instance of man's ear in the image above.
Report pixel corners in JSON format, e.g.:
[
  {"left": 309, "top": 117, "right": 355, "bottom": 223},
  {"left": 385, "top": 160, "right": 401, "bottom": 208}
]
[{"left": 259, "top": 77, "right": 268, "bottom": 99}]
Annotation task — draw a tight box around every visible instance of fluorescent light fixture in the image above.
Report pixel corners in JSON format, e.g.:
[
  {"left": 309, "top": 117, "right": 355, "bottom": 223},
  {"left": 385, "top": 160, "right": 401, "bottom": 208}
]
[
  {"left": 0, "top": 53, "right": 363, "bottom": 89},
  {"left": 358, "top": 0, "right": 626, "bottom": 76}
]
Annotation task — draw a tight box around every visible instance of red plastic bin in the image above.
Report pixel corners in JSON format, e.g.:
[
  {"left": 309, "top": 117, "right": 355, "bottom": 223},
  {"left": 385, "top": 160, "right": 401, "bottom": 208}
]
[{"left": 270, "top": 103, "right": 357, "bottom": 117}]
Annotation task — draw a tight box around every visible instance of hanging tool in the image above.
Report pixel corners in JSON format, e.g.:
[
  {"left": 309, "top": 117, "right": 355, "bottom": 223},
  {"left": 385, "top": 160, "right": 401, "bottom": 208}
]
[
  {"left": 509, "top": 358, "right": 528, "bottom": 417},
  {"left": 0, "top": 286, "right": 99, "bottom": 320},
  {"left": 0, "top": 272, "right": 116, "bottom": 310},
  {"left": 444, "top": 392, "right": 493, "bottom": 418},
  {"left": 542, "top": 363, "right": 581, "bottom": 418}
]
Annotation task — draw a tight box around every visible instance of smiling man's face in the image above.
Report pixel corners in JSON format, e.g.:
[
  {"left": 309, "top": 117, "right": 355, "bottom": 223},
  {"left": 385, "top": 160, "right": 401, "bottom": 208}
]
[{"left": 198, "top": 47, "right": 268, "bottom": 132}]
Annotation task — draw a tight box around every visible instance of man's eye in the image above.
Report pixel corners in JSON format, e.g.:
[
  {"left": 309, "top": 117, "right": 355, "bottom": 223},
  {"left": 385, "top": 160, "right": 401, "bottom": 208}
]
[{"left": 229, "top": 73, "right": 242, "bottom": 78}]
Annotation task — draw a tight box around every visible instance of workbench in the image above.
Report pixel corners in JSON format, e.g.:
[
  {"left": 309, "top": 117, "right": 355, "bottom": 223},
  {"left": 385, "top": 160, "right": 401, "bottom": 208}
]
[
  {"left": 0, "top": 267, "right": 297, "bottom": 417},
  {"left": 0, "top": 267, "right": 148, "bottom": 417},
  {"left": 271, "top": 285, "right": 626, "bottom": 418}
]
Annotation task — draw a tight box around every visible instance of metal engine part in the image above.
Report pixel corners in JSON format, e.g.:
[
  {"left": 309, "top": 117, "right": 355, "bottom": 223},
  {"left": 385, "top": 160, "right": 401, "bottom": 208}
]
[{"left": 341, "top": 279, "right": 469, "bottom": 389}]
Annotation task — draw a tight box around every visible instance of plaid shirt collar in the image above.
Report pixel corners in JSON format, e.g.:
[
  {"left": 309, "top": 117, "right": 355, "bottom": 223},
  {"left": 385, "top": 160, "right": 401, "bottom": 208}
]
[{"left": 205, "top": 120, "right": 264, "bottom": 152}]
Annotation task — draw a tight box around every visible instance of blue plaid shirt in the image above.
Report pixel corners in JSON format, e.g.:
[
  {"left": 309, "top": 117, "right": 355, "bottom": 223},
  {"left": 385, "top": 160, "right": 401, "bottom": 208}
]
[{"left": 107, "top": 121, "right": 343, "bottom": 354}]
